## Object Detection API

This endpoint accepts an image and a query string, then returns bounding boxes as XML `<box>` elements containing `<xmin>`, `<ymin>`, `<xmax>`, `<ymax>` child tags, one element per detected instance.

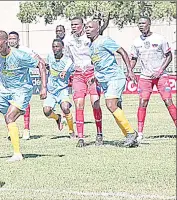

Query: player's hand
<box><xmin>40</xmin><ymin>87</ymin><xmax>47</xmax><ymax>100</ymax></box>
<box><xmin>87</xmin><ymin>77</ymin><xmax>95</xmax><ymax>86</ymax></box>
<box><xmin>150</xmin><ymin>69</ymin><xmax>163</xmax><ymax>79</ymax></box>
<box><xmin>127</xmin><ymin>70</ymin><xmax>137</xmax><ymax>84</ymax></box>
<box><xmin>60</xmin><ymin>71</ymin><xmax>66</xmax><ymax>79</ymax></box>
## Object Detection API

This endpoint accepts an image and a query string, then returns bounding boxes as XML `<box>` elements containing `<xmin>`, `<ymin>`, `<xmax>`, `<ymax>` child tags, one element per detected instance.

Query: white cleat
<box><xmin>7</xmin><ymin>154</ymin><xmax>23</xmax><ymax>162</ymax></box>
<box><xmin>22</xmin><ymin>129</ymin><xmax>30</xmax><ymax>140</ymax></box>
<box><xmin>137</xmin><ymin>133</ymin><xmax>144</xmax><ymax>143</ymax></box>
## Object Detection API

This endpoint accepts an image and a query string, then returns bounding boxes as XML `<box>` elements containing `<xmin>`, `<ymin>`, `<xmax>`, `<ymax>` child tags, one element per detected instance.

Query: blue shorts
<box><xmin>0</xmin><ymin>87</ymin><xmax>33</xmax><ymax>115</ymax></box>
<box><xmin>100</xmin><ymin>78</ymin><xmax>126</xmax><ymax>100</ymax></box>
<box><xmin>43</xmin><ymin>88</ymin><xmax>72</xmax><ymax>109</ymax></box>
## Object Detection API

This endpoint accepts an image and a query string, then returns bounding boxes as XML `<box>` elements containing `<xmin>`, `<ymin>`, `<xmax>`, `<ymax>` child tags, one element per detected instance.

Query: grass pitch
<box><xmin>0</xmin><ymin>94</ymin><xmax>176</xmax><ymax>200</ymax></box>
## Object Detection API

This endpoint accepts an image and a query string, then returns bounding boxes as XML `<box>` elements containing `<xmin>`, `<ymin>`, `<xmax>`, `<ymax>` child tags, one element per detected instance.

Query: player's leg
<box><xmin>5</xmin><ymin>105</ymin><xmax>23</xmax><ymax>161</ymax></box>
<box><xmin>88</xmin><ymin>74</ymin><xmax>103</xmax><ymax>145</ymax></box>
<box><xmin>5</xmin><ymin>88</ymin><xmax>33</xmax><ymax>162</ymax></box>
<box><xmin>157</xmin><ymin>75</ymin><xmax>177</xmax><ymax>126</ymax></box>
<box><xmin>72</xmin><ymin>72</ymin><xmax>86</xmax><ymax>147</ymax></box>
<box><xmin>23</xmin><ymin>104</ymin><xmax>31</xmax><ymax>140</ymax></box>
<box><xmin>137</xmin><ymin>78</ymin><xmax>153</xmax><ymax>142</ymax></box>
<box><xmin>103</xmin><ymin>79</ymin><xmax>138</xmax><ymax>147</ymax></box>
<box><xmin>59</xmin><ymin>89</ymin><xmax>75</xmax><ymax>138</ymax></box>
<box><xmin>43</xmin><ymin>92</ymin><xmax>62</xmax><ymax>131</ymax></box>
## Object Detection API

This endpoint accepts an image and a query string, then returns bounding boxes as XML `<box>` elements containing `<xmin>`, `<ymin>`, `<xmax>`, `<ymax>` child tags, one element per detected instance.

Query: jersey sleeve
<box><xmin>161</xmin><ymin>37</ymin><xmax>171</xmax><ymax>54</ymax></box>
<box><xmin>20</xmin><ymin>52</ymin><xmax>39</xmax><ymax>68</ymax></box>
<box><xmin>130</xmin><ymin>42</ymin><xmax>139</xmax><ymax>59</ymax></box>
<box><xmin>103</xmin><ymin>37</ymin><xmax>121</xmax><ymax>54</ymax></box>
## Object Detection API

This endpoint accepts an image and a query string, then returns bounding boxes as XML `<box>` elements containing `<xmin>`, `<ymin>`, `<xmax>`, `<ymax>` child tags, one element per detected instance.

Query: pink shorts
<box><xmin>72</xmin><ymin>69</ymin><xmax>101</xmax><ymax>100</ymax></box>
<box><xmin>138</xmin><ymin>75</ymin><xmax>172</xmax><ymax>100</ymax></box>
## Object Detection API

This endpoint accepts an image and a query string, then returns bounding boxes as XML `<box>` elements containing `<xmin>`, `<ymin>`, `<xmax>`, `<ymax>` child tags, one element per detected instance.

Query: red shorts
<box><xmin>138</xmin><ymin>75</ymin><xmax>172</xmax><ymax>100</ymax></box>
<box><xmin>72</xmin><ymin>69</ymin><xmax>101</xmax><ymax>100</ymax></box>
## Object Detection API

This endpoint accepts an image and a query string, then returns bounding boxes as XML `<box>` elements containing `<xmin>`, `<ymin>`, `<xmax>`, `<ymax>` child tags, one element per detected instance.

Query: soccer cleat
<box><xmin>7</xmin><ymin>136</ymin><xmax>11</xmax><ymax>141</ymax></box>
<box><xmin>56</xmin><ymin>114</ymin><xmax>63</xmax><ymax>131</ymax></box>
<box><xmin>123</xmin><ymin>131</ymin><xmax>138</xmax><ymax>147</ymax></box>
<box><xmin>76</xmin><ymin>138</ymin><xmax>85</xmax><ymax>147</ymax></box>
<box><xmin>95</xmin><ymin>134</ymin><xmax>103</xmax><ymax>146</ymax></box>
<box><xmin>69</xmin><ymin>132</ymin><xmax>76</xmax><ymax>139</ymax></box>
<box><xmin>137</xmin><ymin>133</ymin><xmax>144</xmax><ymax>143</ymax></box>
<box><xmin>7</xmin><ymin>154</ymin><xmax>23</xmax><ymax>162</ymax></box>
<box><xmin>22</xmin><ymin>129</ymin><xmax>30</xmax><ymax>140</ymax></box>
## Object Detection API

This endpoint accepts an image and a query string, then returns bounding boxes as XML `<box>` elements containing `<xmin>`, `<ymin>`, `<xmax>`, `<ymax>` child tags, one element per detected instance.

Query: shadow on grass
<box><xmin>51</xmin><ymin>135</ymin><xmax>90</xmax><ymax>140</ymax></box>
<box><xmin>29</xmin><ymin>135</ymin><xmax>43</xmax><ymax>140</ymax></box>
<box><xmin>85</xmin><ymin>140</ymin><xmax>140</xmax><ymax>148</ymax></box>
<box><xmin>0</xmin><ymin>181</ymin><xmax>5</xmax><ymax>188</ymax></box>
<box><xmin>145</xmin><ymin>135</ymin><xmax>176</xmax><ymax>139</ymax></box>
<box><xmin>0</xmin><ymin>154</ymin><xmax>65</xmax><ymax>159</ymax></box>
<box><xmin>73</xmin><ymin>121</ymin><xmax>94</xmax><ymax>124</ymax></box>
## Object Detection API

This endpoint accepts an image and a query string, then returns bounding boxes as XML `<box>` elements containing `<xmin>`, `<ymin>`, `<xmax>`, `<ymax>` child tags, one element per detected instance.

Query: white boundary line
<box><xmin>0</xmin><ymin>188</ymin><xmax>176</xmax><ymax>199</ymax></box>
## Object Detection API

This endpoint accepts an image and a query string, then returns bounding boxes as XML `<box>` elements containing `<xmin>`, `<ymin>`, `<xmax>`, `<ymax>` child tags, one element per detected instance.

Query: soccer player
<box><xmin>130</xmin><ymin>16</ymin><xmax>177</xmax><ymax>141</ymax></box>
<box><xmin>55</xmin><ymin>25</ymin><xmax>68</xmax><ymax>127</ymax></box>
<box><xmin>56</xmin><ymin>25</ymin><xmax>66</xmax><ymax>41</ymax></box>
<box><xmin>85</xmin><ymin>21</ymin><xmax>138</xmax><ymax>147</ymax></box>
<box><xmin>8</xmin><ymin>31</ymin><xmax>45</xmax><ymax>140</ymax></box>
<box><xmin>64</xmin><ymin>17</ymin><xmax>103</xmax><ymax>147</ymax></box>
<box><xmin>43</xmin><ymin>38</ymin><xmax>75</xmax><ymax>137</ymax></box>
<box><xmin>0</xmin><ymin>30</ymin><xmax>47</xmax><ymax>162</ymax></box>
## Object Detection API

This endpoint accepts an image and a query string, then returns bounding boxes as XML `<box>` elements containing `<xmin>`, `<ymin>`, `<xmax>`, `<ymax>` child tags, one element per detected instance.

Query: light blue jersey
<box><xmin>89</xmin><ymin>36</ymin><xmax>125</xmax><ymax>82</ymax></box>
<box><xmin>46</xmin><ymin>52</ymin><xmax>74</xmax><ymax>96</ymax></box>
<box><xmin>0</xmin><ymin>47</ymin><xmax>39</xmax><ymax>89</ymax></box>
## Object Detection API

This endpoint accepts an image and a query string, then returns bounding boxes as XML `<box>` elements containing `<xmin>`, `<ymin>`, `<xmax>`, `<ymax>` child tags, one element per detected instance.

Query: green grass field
<box><xmin>0</xmin><ymin>94</ymin><xmax>176</xmax><ymax>200</ymax></box>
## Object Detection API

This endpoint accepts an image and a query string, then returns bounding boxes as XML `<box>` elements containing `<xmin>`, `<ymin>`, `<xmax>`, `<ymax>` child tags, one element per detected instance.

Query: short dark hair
<box><xmin>0</xmin><ymin>30</ymin><xmax>8</xmax><ymax>40</ymax></box>
<box><xmin>9</xmin><ymin>31</ymin><xmax>19</xmax><ymax>38</ymax></box>
<box><xmin>139</xmin><ymin>16</ymin><xmax>151</xmax><ymax>24</ymax></box>
<box><xmin>56</xmin><ymin>25</ymin><xmax>65</xmax><ymax>32</ymax></box>
<box><xmin>52</xmin><ymin>38</ymin><xmax>64</xmax><ymax>46</ymax></box>
<box><xmin>71</xmin><ymin>16</ymin><xmax>84</xmax><ymax>24</ymax></box>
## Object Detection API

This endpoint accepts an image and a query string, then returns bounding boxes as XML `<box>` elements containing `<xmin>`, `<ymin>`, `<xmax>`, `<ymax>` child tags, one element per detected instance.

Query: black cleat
<box><xmin>7</xmin><ymin>136</ymin><xmax>11</xmax><ymax>141</ymax></box>
<box><xmin>76</xmin><ymin>139</ymin><xmax>85</xmax><ymax>147</ymax></box>
<box><xmin>56</xmin><ymin>114</ymin><xmax>63</xmax><ymax>131</ymax></box>
<box><xmin>123</xmin><ymin>131</ymin><xmax>139</xmax><ymax>148</ymax></box>
<box><xmin>69</xmin><ymin>132</ymin><xmax>76</xmax><ymax>139</ymax></box>
<box><xmin>95</xmin><ymin>134</ymin><xmax>103</xmax><ymax>146</ymax></box>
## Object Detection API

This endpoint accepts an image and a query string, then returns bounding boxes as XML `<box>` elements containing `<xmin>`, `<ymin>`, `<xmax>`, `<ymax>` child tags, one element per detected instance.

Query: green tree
<box><xmin>17</xmin><ymin>1</ymin><xmax>176</xmax><ymax>28</ymax></box>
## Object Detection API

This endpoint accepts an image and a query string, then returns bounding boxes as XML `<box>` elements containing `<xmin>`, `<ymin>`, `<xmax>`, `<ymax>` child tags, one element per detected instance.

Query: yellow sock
<box><xmin>8</xmin><ymin>122</ymin><xmax>20</xmax><ymax>154</ymax></box>
<box><xmin>113</xmin><ymin>108</ymin><xmax>134</xmax><ymax>136</ymax></box>
<box><xmin>48</xmin><ymin>112</ymin><xmax>59</xmax><ymax>120</ymax></box>
<box><xmin>65</xmin><ymin>113</ymin><xmax>74</xmax><ymax>133</ymax></box>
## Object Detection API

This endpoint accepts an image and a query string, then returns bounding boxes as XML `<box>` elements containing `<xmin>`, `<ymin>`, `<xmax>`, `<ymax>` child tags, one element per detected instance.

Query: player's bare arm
<box><xmin>100</xmin><ymin>12</ymin><xmax>110</xmax><ymax>35</ymax></box>
<box><xmin>150</xmin><ymin>51</ymin><xmax>172</xmax><ymax>79</ymax></box>
<box><xmin>116</xmin><ymin>47</ymin><xmax>137</xmax><ymax>83</ymax></box>
<box><xmin>38</xmin><ymin>61</ymin><xmax>47</xmax><ymax>100</ymax></box>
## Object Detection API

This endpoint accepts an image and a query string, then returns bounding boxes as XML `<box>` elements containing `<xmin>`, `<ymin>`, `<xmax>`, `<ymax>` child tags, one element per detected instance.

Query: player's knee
<box><xmin>74</xmin><ymin>101</ymin><xmax>84</xmax><ymax>110</ymax></box>
<box><xmin>106</xmin><ymin>102</ymin><xmax>116</xmax><ymax>113</ymax></box>
<box><xmin>5</xmin><ymin>113</ymin><xmax>15</xmax><ymax>124</ymax></box>
<box><xmin>139</xmin><ymin>99</ymin><xmax>149</xmax><ymax>107</ymax></box>
<box><xmin>61</xmin><ymin>105</ymin><xmax>70</xmax><ymax>115</ymax></box>
<box><xmin>164</xmin><ymin>99</ymin><xmax>173</xmax><ymax>107</ymax></box>
<box><xmin>43</xmin><ymin>107</ymin><xmax>52</xmax><ymax>117</ymax></box>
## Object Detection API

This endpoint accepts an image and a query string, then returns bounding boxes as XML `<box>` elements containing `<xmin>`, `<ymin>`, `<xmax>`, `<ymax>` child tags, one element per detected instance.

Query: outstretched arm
<box><xmin>116</xmin><ymin>47</ymin><xmax>137</xmax><ymax>83</ymax></box>
<box><xmin>99</xmin><ymin>12</ymin><xmax>110</xmax><ymax>35</ymax></box>
<box><xmin>38</xmin><ymin>60</ymin><xmax>47</xmax><ymax>100</ymax></box>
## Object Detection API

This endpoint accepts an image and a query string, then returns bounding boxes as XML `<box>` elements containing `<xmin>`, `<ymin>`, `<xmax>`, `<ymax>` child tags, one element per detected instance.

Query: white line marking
<box><xmin>0</xmin><ymin>188</ymin><xmax>175</xmax><ymax>199</ymax></box>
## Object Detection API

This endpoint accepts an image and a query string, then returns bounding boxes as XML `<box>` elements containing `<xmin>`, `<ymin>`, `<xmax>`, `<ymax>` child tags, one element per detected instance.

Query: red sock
<box><xmin>76</xmin><ymin>109</ymin><xmax>84</xmax><ymax>138</ymax></box>
<box><xmin>167</xmin><ymin>104</ymin><xmax>177</xmax><ymax>126</ymax></box>
<box><xmin>24</xmin><ymin>104</ymin><xmax>30</xmax><ymax>130</ymax></box>
<box><xmin>137</xmin><ymin>107</ymin><xmax>146</xmax><ymax>133</ymax></box>
<box><xmin>93</xmin><ymin>108</ymin><xmax>102</xmax><ymax>134</ymax></box>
